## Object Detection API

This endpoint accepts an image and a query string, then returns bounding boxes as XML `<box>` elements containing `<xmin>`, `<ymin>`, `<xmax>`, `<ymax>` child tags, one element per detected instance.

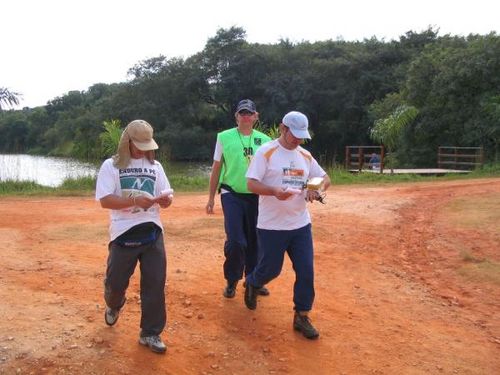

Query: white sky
<box><xmin>2</xmin><ymin>0</ymin><xmax>498</xmax><ymax>109</ymax></box>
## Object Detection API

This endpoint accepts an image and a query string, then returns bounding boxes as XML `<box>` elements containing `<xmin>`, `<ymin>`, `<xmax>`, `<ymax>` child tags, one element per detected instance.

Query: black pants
<box><xmin>104</xmin><ymin>233</ymin><xmax>166</xmax><ymax>337</ymax></box>
<box><xmin>220</xmin><ymin>192</ymin><xmax>259</xmax><ymax>282</ymax></box>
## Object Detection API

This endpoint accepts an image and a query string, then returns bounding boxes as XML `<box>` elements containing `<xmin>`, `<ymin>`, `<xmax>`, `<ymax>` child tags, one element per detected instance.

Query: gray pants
<box><xmin>104</xmin><ymin>233</ymin><xmax>166</xmax><ymax>337</ymax></box>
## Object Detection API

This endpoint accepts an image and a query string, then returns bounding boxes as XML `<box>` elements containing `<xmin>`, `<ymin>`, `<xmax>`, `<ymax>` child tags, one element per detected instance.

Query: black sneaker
<box><xmin>244</xmin><ymin>283</ymin><xmax>258</xmax><ymax>310</ymax></box>
<box><xmin>223</xmin><ymin>280</ymin><xmax>238</xmax><ymax>298</ymax></box>
<box><xmin>105</xmin><ymin>307</ymin><xmax>119</xmax><ymax>326</ymax></box>
<box><xmin>243</xmin><ymin>281</ymin><xmax>270</xmax><ymax>296</ymax></box>
<box><xmin>139</xmin><ymin>335</ymin><xmax>167</xmax><ymax>354</ymax></box>
<box><xmin>293</xmin><ymin>313</ymin><xmax>319</xmax><ymax>339</ymax></box>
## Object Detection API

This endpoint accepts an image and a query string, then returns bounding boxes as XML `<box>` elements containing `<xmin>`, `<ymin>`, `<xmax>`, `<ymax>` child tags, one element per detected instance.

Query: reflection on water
<box><xmin>0</xmin><ymin>154</ymin><xmax>212</xmax><ymax>188</ymax></box>
<box><xmin>163</xmin><ymin>161</ymin><xmax>211</xmax><ymax>177</ymax></box>
<box><xmin>0</xmin><ymin>154</ymin><xmax>97</xmax><ymax>187</ymax></box>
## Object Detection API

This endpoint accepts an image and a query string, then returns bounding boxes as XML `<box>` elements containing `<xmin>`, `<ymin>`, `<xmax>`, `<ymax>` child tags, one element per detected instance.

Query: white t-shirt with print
<box><xmin>95</xmin><ymin>157</ymin><xmax>171</xmax><ymax>241</ymax></box>
<box><xmin>246</xmin><ymin>139</ymin><xmax>326</xmax><ymax>230</ymax></box>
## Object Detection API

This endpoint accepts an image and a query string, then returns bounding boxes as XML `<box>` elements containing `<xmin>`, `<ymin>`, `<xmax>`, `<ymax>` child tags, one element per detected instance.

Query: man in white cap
<box><xmin>243</xmin><ymin>111</ymin><xmax>331</xmax><ymax>339</ymax></box>
<box><xmin>95</xmin><ymin>119</ymin><xmax>172</xmax><ymax>353</ymax></box>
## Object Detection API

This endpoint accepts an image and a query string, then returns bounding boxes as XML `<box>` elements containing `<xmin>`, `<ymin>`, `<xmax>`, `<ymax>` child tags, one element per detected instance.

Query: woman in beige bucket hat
<box><xmin>95</xmin><ymin>119</ymin><xmax>172</xmax><ymax>354</ymax></box>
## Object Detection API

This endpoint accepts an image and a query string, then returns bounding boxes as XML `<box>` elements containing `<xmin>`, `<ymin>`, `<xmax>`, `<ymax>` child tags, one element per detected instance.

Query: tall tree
<box><xmin>199</xmin><ymin>26</ymin><xmax>247</xmax><ymax>113</ymax></box>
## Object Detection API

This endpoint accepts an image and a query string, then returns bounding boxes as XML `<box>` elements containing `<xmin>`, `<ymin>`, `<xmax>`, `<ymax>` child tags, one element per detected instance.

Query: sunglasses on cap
<box><xmin>238</xmin><ymin>110</ymin><xmax>255</xmax><ymax>116</ymax></box>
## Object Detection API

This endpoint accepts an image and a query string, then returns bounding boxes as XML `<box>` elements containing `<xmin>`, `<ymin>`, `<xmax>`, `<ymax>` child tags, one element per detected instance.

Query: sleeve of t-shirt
<box><xmin>213</xmin><ymin>139</ymin><xmax>223</xmax><ymax>162</ymax></box>
<box><xmin>155</xmin><ymin>162</ymin><xmax>171</xmax><ymax>195</ymax></box>
<box><xmin>309</xmin><ymin>157</ymin><xmax>327</xmax><ymax>179</ymax></box>
<box><xmin>95</xmin><ymin>159</ymin><xmax>117</xmax><ymax>201</ymax></box>
<box><xmin>246</xmin><ymin>148</ymin><xmax>266</xmax><ymax>182</ymax></box>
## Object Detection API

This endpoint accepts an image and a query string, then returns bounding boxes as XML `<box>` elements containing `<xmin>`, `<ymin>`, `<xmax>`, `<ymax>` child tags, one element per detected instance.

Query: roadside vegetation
<box><xmin>1</xmin><ymin>163</ymin><xmax>498</xmax><ymax>196</ymax></box>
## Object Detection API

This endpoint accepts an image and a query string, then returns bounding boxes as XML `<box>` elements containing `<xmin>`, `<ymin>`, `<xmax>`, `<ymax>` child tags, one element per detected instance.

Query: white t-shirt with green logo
<box><xmin>95</xmin><ymin>157</ymin><xmax>170</xmax><ymax>241</ymax></box>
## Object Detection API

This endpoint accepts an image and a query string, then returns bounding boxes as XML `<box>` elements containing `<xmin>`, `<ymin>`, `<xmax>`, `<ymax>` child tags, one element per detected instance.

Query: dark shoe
<box><xmin>243</xmin><ymin>281</ymin><xmax>270</xmax><ymax>296</ymax></box>
<box><xmin>244</xmin><ymin>283</ymin><xmax>258</xmax><ymax>310</ymax></box>
<box><xmin>139</xmin><ymin>335</ymin><xmax>167</xmax><ymax>354</ymax></box>
<box><xmin>293</xmin><ymin>313</ymin><xmax>319</xmax><ymax>339</ymax></box>
<box><xmin>223</xmin><ymin>280</ymin><xmax>238</xmax><ymax>298</ymax></box>
<box><xmin>257</xmin><ymin>286</ymin><xmax>270</xmax><ymax>296</ymax></box>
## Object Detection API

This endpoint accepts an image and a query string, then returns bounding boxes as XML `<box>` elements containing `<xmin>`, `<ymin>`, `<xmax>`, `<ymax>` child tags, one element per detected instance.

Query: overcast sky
<box><xmin>2</xmin><ymin>0</ymin><xmax>499</xmax><ymax>109</ymax></box>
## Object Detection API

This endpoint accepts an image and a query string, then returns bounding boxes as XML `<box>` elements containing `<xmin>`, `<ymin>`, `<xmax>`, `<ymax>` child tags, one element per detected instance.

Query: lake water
<box><xmin>0</xmin><ymin>154</ymin><xmax>211</xmax><ymax>187</ymax></box>
<box><xmin>0</xmin><ymin>154</ymin><xmax>98</xmax><ymax>187</ymax></box>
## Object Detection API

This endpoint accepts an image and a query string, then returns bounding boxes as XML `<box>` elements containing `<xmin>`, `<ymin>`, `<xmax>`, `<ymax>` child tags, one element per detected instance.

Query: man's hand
<box><xmin>274</xmin><ymin>187</ymin><xmax>294</xmax><ymax>201</ymax></box>
<box><xmin>206</xmin><ymin>199</ymin><xmax>215</xmax><ymax>214</ymax></box>
<box><xmin>306</xmin><ymin>190</ymin><xmax>320</xmax><ymax>202</ymax></box>
<box><xmin>306</xmin><ymin>190</ymin><xmax>326</xmax><ymax>204</ymax></box>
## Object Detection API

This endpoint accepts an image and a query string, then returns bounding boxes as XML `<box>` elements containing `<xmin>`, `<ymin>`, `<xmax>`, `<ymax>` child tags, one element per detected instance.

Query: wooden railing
<box><xmin>437</xmin><ymin>147</ymin><xmax>483</xmax><ymax>170</ymax></box>
<box><xmin>345</xmin><ymin>146</ymin><xmax>384</xmax><ymax>173</ymax></box>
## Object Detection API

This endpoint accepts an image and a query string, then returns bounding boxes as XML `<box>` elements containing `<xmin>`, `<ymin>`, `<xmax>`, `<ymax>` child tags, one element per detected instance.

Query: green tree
<box><xmin>1</xmin><ymin>28</ymin><xmax>498</xmax><ymax>166</ymax></box>
<box><xmin>128</xmin><ymin>56</ymin><xmax>168</xmax><ymax>80</ymax></box>
<box><xmin>481</xmin><ymin>95</ymin><xmax>500</xmax><ymax>161</ymax></box>
<box><xmin>0</xmin><ymin>111</ymin><xmax>29</xmax><ymax>152</ymax></box>
<box><xmin>404</xmin><ymin>33</ymin><xmax>500</xmax><ymax>163</ymax></box>
<box><xmin>370</xmin><ymin>105</ymin><xmax>419</xmax><ymax>171</ymax></box>
<box><xmin>198</xmin><ymin>26</ymin><xmax>248</xmax><ymax>113</ymax></box>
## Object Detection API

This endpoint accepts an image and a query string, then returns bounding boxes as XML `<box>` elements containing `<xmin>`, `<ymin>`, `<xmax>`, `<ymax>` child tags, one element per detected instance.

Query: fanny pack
<box><xmin>114</xmin><ymin>222</ymin><xmax>161</xmax><ymax>247</ymax></box>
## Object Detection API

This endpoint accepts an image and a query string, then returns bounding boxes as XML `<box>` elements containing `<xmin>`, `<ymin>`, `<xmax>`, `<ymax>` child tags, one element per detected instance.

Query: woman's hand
<box><xmin>155</xmin><ymin>194</ymin><xmax>173</xmax><ymax>209</ymax></box>
<box><xmin>135</xmin><ymin>195</ymin><xmax>156</xmax><ymax>210</ymax></box>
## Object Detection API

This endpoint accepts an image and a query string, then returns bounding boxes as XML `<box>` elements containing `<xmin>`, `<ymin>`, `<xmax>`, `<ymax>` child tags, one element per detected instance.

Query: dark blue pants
<box><xmin>246</xmin><ymin>224</ymin><xmax>315</xmax><ymax>312</ymax></box>
<box><xmin>220</xmin><ymin>192</ymin><xmax>259</xmax><ymax>283</ymax></box>
<box><xmin>104</xmin><ymin>233</ymin><xmax>166</xmax><ymax>337</ymax></box>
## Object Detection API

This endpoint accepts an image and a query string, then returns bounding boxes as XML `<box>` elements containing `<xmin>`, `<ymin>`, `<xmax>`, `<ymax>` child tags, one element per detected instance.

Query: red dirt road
<box><xmin>0</xmin><ymin>178</ymin><xmax>499</xmax><ymax>374</ymax></box>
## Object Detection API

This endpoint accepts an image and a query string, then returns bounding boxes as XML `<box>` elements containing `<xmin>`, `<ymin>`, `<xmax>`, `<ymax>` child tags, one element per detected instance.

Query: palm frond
<box><xmin>99</xmin><ymin>119</ymin><xmax>123</xmax><ymax>156</ymax></box>
<box><xmin>0</xmin><ymin>87</ymin><xmax>21</xmax><ymax>110</ymax></box>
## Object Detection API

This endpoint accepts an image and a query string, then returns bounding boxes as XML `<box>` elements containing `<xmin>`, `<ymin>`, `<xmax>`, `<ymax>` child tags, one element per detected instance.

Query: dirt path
<box><xmin>0</xmin><ymin>178</ymin><xmax>499</xmax><ymax>375</ymax></box>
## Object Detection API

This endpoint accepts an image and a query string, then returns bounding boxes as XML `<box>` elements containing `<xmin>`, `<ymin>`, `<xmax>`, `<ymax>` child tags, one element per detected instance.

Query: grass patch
<box><xmin>0</xmin><ymin>180</ymin><xmax>53</xmax><ymax>195</ymax></box>
<box><xmin>59</xmin><ymin>176</ymin><xmax>97</xmax><ymax>191</ymax></box>
<box><xmin>168</xmin><ymin>175</ymin><xmax>208</xmax><ymax>192</ymax></box>
<box><xmin>460</xmin><ymin>250</ymin><xmax>484</xmax><ymax>263</ymax></box>
<box><xmin>326</xmin><ymin>162</ymin><xmax>500</xmax><ymax>186</ymax></box>
<box><xmin>443</xmin><ymin>194</ymin><xmax>500</xmax><ymax>230</ymax></box>
<box><xmin>327</xmin><ymin>167</ymin><xmax>429</xmax><ymax>185</ymax></box>
<box><xmin>0</xmin><ymin>177</ymin><xmax>97</xmax><ymax>196</ymax></box>
<box><xmin>458</xmin><ymin>258</ymin><xmax>500</xmax><ymax>285</ymax></box>
<box><xmin>0</xmin><ymin>173</ymin><xmax>208</xmax><ymax>196</ymax></box>
<box><xmin>468</xmin><ymin>162</ymin><xmax>500</xmax><ymax>177</ymax></box>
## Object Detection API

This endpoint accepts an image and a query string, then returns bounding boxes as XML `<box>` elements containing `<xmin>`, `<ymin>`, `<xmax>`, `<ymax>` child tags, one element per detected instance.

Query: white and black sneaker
<box><xmin>139</xmin><ymin>335</ymin><xmax>167</xmax><ymax>354</ymax></box>
<box><xmin>104</xmin><ymin>307</ymin><xmax>120</xmax><ymax>326</ymax></box>
<box><xmin>104</xmin><ymin>297</ymin><xmax>126</xmax><ymax>326</ymax></box>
